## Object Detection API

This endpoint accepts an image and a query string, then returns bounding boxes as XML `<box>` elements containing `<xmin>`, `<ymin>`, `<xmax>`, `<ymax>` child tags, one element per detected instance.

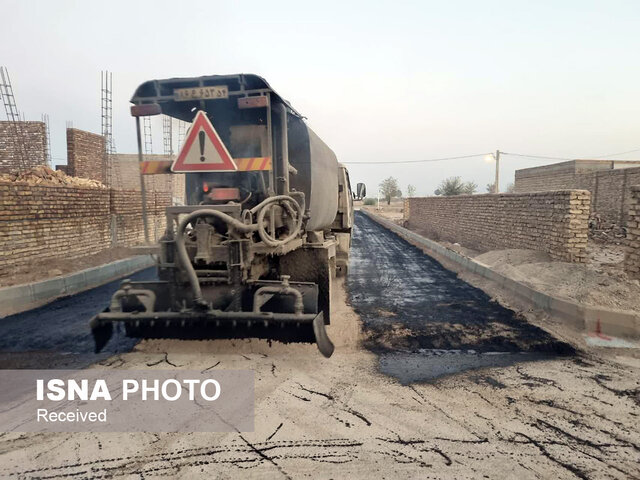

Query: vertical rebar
<box><xmin>42</xmin><ymin>113</ymin><xmax>52</xmax><ymax>167</ymax></box>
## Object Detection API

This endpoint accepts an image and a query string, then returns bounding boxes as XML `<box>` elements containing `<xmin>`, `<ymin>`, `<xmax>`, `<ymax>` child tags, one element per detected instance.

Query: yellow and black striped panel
<box><xmin>141</xmin><ymin>157</ymin><xmax>272</xmax><ymax>174</ymax></box>
<box><xmin>140</xmin><ymin>160</ymin><xmax>172</xmax><ymax>175</ymax></box>
<box><xmin>234</xmin><ymin>157</ymin><xmax>272</xmax><ymax>171</ymax></box>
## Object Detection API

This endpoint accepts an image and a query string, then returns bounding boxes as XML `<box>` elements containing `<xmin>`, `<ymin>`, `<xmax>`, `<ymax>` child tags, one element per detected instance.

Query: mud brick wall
<box><xmin>107</xmin><ymin>154</ymin><xmax>185</xmax><ymax>204</ymax></box>
<box><xmin>0</xmin><ymin>182</ymin><xmax>174</xmax><ymax>277</ymax></box>
<box><xmin>0</xmin><ymin>183</ymin><xmax>110</xmax><ymax>276</ymax></box>
<box><xmin>404</xmin><ymin>190</ymin><xmax>590</xmax><ymax>262</ymax></box>
<box><xmin>592</xmin><ymin>168</ymin><xmax>640</xmax><ymax>227</ymax></box>
<box><xmin>0</xmin><ymin>121</ymin><xmax>48</xmax><ymax>173</ymax></box>
<box><xmin>110</xmin><ymin>190</ymin><xmax>172</xmax><ymax>246</ymax></box>
<box><xmin>515</xmin><ymin>161</ymin><xmax>640</xmax><ymax>227</ymax></box>
<box><xmin>66</xmin><ymin>128</ymin><xmax>106</xmax><ymax>183</ymax></box>
<box><xmin>624</xmin><ymin>186</ymin><xmax>640</xmax><ymax>278</ymax></box>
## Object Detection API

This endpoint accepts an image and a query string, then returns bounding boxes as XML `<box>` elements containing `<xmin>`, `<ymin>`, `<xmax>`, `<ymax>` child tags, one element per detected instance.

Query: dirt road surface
<box><xmin>0</xmin><ymin>213</ymin><xmax>638</xmax><ymax>479</ymax></box>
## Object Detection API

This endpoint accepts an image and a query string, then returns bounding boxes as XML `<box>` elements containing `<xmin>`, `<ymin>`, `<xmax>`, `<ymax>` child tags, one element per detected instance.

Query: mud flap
<box><xmin>312</xmin><ymin>312</ymin><xmax>335</xmax><ymax>358</ymax></box>
<box><xmin>89</xmin><ymin>312</ymin><xmax>113</xmax><ymax>354</ymax></box>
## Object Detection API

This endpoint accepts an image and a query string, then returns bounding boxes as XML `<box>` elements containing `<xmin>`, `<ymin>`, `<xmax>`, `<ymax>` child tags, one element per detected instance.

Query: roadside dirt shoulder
<box><xmin>0</xmin><ymin>247</ymin><xmax>142</xmax><ymax>287</ymax></box>
<box><xmin>474</xmin><ymin>245</ymin><xmax>640</xmax><ymax>314</ymax></box>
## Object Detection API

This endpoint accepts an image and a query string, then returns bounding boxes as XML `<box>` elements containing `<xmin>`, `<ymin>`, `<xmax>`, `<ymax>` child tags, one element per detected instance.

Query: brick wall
<box><xmin>624</xmin><ymin>186</ymin><xmax>640</xmax><ymax>278</ymax></box>
<box><xmin>515</xmin><ymin>161</ymin><xmax>640</xmax><ymax>227</ymax></box>
<box><xmin>108</xmin><ymin>154</ymin><xmax>185</xmax><ymax>203</ymax></box>
<box><xmin>404</xmin><ymin>190</ymin><xmax>590</xmax><ymax>262</ymax></box>
<box><xmin>0</xmin><ymin>121</ymin><xmax>47</xmax><ymax>173</ymax></box>
<box><xmin>66</xmin><ymin>128</ymin><xmax>106</xmax><ymax>183</ymax></box>
<box><xmin>0</xmin><ymin>183</ymin><xmax>171</xmax><ymax>277</ymax></box>
<box><xmin>0</xmin><ymin>183</ymin><xmax>110</xmax><ymax>275</ymax></box>
<box><xmin>110</xmin><ymin>189</ymin><xmax>171</xmax><ymax>246</ymax></box>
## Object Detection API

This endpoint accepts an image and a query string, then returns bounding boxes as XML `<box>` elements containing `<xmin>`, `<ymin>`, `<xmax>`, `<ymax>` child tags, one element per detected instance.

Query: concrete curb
<box><xmin>0</xmin><ymin>255</ymin><xmax>156</xmax><ymax>318</ymax></box>
<box><xmin>361</xmin><ymin>210</ymin><xmax>640</xmax><ymax>339</ymax></box>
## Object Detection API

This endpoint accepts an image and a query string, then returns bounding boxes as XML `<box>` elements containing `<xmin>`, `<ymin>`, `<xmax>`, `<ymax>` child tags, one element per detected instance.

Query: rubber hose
<box><xmin>251</xmin><ymin>195</ymin><xmax>303</xmax><ymax>247</ymax></box>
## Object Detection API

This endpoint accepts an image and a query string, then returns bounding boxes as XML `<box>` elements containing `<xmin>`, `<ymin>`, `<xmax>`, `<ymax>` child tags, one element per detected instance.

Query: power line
<box><xmin>593</xmin><ymin>147</ymin><xmax>640</xmax><ymax>158</ymax></box>
<box><xmin>344</xmin><ymin>148</ymin><xmax>640</xmax><ymax>166</ymax></box>
<box><xmin>343</xmin><ymin>153</ymin><xmax>489</xmax><ymax>165</ymax></box>
<box><xmin>500</xmin><ymin>152</ymin><xmax>573</xmax><ymax>161</ymax></box>
<box><xmin>503</xmin><ymin>149</ymin><xmax>640</xmax><ymax>161</ymax></box>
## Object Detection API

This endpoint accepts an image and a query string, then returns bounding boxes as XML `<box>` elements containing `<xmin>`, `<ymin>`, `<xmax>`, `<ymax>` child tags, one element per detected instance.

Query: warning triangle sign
<box><xmin>171</xmin><ymin>111</ymin><xmax>237</xmax><ymax>172</ymax></box>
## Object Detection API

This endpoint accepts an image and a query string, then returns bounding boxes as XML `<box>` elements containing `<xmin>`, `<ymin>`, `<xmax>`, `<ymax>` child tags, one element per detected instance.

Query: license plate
<box><xmin>174</xmin><ymin>86</ymin><xmax>228</xmax><ymax>101</ymax></box>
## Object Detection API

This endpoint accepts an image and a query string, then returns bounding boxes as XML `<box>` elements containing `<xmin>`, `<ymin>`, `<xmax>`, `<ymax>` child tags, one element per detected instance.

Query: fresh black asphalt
<box><xmin>0</xmin><ymin>211</ymin><xmax>573</xmax><ymax>379</ymax></box>
<box><xmin>347</xmin><ymin>211</ymin><xmax>574</xmax><ymax>383</ymax></box>
<box><xmin>0</xmin><ymin>268</ymin><xmax>155</xmax><ymax>369</ymax></box>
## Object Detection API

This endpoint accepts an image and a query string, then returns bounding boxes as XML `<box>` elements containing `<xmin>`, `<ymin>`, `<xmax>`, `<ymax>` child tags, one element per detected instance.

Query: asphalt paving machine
<box><xmin>90</xmin><ymin>74</ymin><xmax>358</xmax><ymax>357</ymax></box>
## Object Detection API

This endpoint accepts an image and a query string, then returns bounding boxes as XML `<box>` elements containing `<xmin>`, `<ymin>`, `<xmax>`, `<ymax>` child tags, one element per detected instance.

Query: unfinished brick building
<box><xmin>0</xmin><ymin>121</ymin><xmax>48</xmax><ymax>173</ymax></box>
<box><xmin>63</xmin><ymin>127</ymin><xmax>184</xmax><ymax>203</ymax></box>
<box><xmin>66</xmin><ymin>128</ymin><xmax>106</xmax><ymax>183</ymax></box>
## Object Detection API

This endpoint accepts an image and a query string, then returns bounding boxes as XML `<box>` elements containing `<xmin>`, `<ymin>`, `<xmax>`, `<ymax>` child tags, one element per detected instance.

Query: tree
<box><xmin>407</xmin><ymin>184</ymin><xmax>416</xmax><ymax>198</ymax></box>
<box><xmin>486</xmin><ymin>183</ymin><xmax>495</xmax><ymax>193</ymax></box>
<box><xmin>463</xmin><ymin>181</ymin><xmax>478</xmax><ymax>194</ymax></box>
<box><xmin>505</xmin><ymin>182</ymin><xmax>515</xmax><ymax>193</ymax></box>
<box><xmin>379</xmin><ymin>177</ymin><xmax>402</xmax><ymax>205</ymax></box>
<box><xmin>435</xmin><ymin>177</ymin><xmax>477</xmax><ymax>196</ymax></box>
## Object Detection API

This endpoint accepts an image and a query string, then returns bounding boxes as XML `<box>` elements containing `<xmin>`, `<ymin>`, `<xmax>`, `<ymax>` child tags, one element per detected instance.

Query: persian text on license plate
<box><xmin>174</xmin><ymin>86</ymin><xmax>228</xmax><ymax>101</ymax></box>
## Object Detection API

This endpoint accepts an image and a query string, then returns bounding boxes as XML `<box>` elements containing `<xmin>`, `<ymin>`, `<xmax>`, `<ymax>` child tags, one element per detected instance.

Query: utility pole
<box><xmin>494</xmin><ymin>150</ymin><xmax>501</xmax><ymax>193</ymax></box>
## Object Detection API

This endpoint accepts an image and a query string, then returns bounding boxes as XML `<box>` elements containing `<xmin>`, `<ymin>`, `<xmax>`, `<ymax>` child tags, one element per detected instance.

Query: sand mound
<box><xmin>474</xmin><ymin>248</ymin><xmax>640</xmax><ymax>313</ymax></box>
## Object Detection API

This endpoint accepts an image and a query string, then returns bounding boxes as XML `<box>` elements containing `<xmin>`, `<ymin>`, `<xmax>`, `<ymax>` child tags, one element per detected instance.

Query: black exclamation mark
<box><xmin>199</xmin><ymin>131</ymin><xmax>205</xmax><ymax>162</ymax></box>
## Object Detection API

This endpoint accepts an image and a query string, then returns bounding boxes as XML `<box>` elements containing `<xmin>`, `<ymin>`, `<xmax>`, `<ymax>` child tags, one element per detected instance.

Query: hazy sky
<box><xmin>2</xmin><ymin>0</ymin><xmax>639</xmax><ymax>195</ymax></box>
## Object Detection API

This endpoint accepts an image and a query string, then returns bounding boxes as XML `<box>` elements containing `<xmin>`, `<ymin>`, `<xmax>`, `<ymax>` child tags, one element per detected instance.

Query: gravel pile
<box><xmin>0</xmin><ymin>165</ymin><xmax>106</xmax><ymax>188</ymax></box>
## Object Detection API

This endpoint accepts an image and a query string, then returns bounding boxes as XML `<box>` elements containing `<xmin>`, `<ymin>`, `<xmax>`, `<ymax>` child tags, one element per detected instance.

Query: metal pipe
<box><xmin>109</xmin><ymin>288</ymin><xmax>156</xmax><ymax>312</ymax></box>
<box><xmin>266</xmin><ymin>93</ymin><xmax>274</xmax><ymax>195</ymax></box>
<box><xmin>253</xmin><ymin>286</ymin><xmax>304</xmax><ymax>314</ymax></box>
<box><xmin>277</xmin><ymin>103</ymin><xmax>290</xmax><ymax>194</ymax></box>
<box><xmin>135</xmin><ymin>116</ymin><xmax>150</xmax><ymax>243</ymax></box>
